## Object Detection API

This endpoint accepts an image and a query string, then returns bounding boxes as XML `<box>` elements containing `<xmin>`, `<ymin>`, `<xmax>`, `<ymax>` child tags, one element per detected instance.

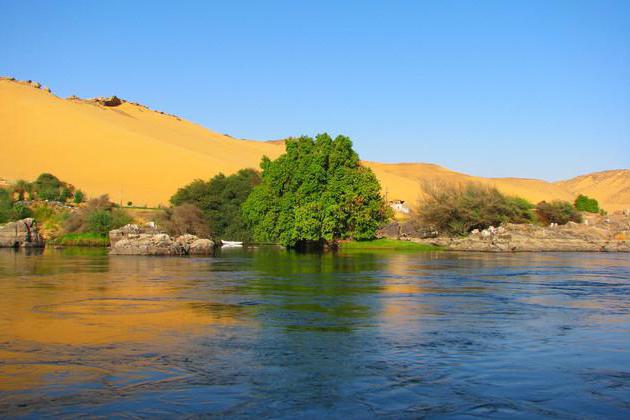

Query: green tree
<box><xmin>574</xmin><ymin>194</ymin><xmax>599</xmax><ymax>213</ymax></box>
<box><xmin>73</xmin><ymin>189</ymin><xmax>85</xmax><ymax>203</ymax></box>
<box><xmin>242</xmin><ymin>134</ymin><xmax>389</xmax><ymax>247</ymax></box>
<box><xmin>0</xmin><ymin>189</ymin><xmax>13</xmax><ymax>223</ymax></box>
<box><xmin>33</xmin><ymin>173</ymin><xmax>63</xmax><ymax>200</ymax></box>
<box><xmin>170</xmin><ymin>168</ymin><xmax>262</xmax><ymax>241</ymax></box>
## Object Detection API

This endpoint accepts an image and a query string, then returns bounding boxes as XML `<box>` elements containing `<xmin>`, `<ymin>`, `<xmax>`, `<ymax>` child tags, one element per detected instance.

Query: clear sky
<box><xmin>2</xmin><ymin>0</ymin><xmax>628</xmax><ymax>180</ymax></box>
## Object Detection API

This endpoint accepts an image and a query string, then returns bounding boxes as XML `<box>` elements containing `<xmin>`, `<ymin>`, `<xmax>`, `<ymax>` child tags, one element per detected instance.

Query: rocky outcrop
<box><xmin>0</xmin><ymin>218</ymin><xmax>44</xmax><ymax>248</ymax></box>
<box><xmin>413</xmin><ymin>213</ymin><xmax>630</xmax><ymax>252</ymax></box>
<box><xmin>109</xmin><ymin>224</ymin><xmax>215</xmax><ymax>256</ymax></box>
<box><xmin>99</xmin><ymin>96</ymin><xmax>123</xmax><ymax>107</ymax></box>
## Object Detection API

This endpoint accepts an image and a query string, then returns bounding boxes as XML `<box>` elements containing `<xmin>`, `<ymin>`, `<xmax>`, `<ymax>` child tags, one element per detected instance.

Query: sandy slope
<box><xmin>1</xmin><ymin>78</ymin><xmax>628</xmax><ymax>211</ymax></box>
<box><xmin>0</xmin><ymin>79</ymin><xmax>283</xmax><ymax>206</ymax></box>
<box><xmin>556</xmin><ymin>170</ymin><xmax>630</xmax><ymax>212</ymax></box>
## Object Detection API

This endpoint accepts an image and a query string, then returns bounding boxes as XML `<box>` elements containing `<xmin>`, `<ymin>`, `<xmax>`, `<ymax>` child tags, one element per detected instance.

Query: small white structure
<box><xmin>389</xmin><ymin>200</ymin><xmax>410</xmax><ymax>214</ymax></box>
<box><xmin>221</xmin><ymin>240</ymin><xmax>243</xmax><ymax>247</ymax></box>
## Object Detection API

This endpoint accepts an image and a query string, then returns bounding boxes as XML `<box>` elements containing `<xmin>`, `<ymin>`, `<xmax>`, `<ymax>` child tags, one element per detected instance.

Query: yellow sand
<box><xmin>1</xmin><ymin>78</ymin><xmax>628</xmax><ymax>211</ymax></box>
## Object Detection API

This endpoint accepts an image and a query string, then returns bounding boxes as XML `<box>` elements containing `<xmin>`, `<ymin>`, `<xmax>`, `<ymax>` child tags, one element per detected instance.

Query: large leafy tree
<box><xmin>170</xmin><ymin>168</ymin><xmax>262</xmax><ymax>241</ymax></box>
<box><xmin>242</xmin><ymin>134</ymin><xmax>390</xmax><ymax>247</ymax></box>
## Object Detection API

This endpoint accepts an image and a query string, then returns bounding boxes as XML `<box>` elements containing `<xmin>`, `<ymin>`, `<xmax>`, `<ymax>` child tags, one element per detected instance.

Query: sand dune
<box><xmin>1</xmin><ymin>78</ymin><xmax>627</xmax><ymax>211</ymax></box>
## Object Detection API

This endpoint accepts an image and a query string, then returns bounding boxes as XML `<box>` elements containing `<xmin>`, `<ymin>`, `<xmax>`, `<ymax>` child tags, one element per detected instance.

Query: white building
<box><xmin>389</xmin><ymin>199</ymin><xmax>410</xmax><ymax>214</ymax></box>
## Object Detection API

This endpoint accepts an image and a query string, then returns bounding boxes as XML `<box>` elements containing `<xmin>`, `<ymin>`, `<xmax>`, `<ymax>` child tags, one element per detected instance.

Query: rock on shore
<box><xmin>385</xmin><ymin>212</ymin><xmax>630</xmax><ymax>252</ymax></box>
<box><xmin>0</xmin><ymin>218</ymin><xmax>45</xmax><ymax>248</ymax></box>
<box><xmin>109</xmin><ymin>224</ymin><xmax>215</xmax><ymax>256</ymax></box>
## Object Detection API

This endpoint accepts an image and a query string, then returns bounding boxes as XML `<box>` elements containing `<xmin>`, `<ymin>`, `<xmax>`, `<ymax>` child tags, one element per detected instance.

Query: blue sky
<box><xmin>2</xmin><ymin>0</ymin><xmax>628</xmax><ymax>180</ymax></box>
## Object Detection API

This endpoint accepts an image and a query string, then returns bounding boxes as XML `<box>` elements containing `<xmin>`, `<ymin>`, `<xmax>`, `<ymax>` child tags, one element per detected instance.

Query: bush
<box><xmin>24</xmin><ymin>173</ymin><xmax>79</xmax><ymax>202</ymax></box>
<box><xmin>0</xmin><ymin>189</ymin><xmax>33</xmax><ymax>222</ymax></box>
<box><xmin>74</xmin><ymin>189</ymin><xmax>85</xmax><ymax>203</ymax></box>
<box><xmin>63</xmin><ymin>194</ymin><xmax>133</xmax><ymax>236</ymax></box>
<box><xmin>535</xmin><ymin>201</ymin><xmax>582</xmax><ymax>225</ymax></box>
<box><xmin>10</xmin><ymin>203</ymin><xmax>32</xmax><ymax>220</ymax></box>
<box><xmin>170</xmin><ymin>168</ymin><xmax>262</xmax><ymax>241</ymax></box>
<box><xmin>574</xmin><ymin>194</ymin><xmax>599</xmax><ymax>213</ymax></box>
<box><xmin>159</xmin><ymin>203</ymin><xmax>211</xmax><ymax>238</ymax></box>
<box><xmin>416</xmin><ymin>182</ymin><xmax>535</xmax><ymax>236</ymax></box>
<box><xmin>0</xmin><ymin>189</ymin><xmax>13</xmax><ymax>223</ymax></box>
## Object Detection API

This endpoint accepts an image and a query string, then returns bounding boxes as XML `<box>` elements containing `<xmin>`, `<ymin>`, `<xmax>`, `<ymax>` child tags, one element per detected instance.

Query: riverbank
<box><xmin>378</xmin><ymin>212</ymin><xmax>630</xmax><ymax>252</ymax></box>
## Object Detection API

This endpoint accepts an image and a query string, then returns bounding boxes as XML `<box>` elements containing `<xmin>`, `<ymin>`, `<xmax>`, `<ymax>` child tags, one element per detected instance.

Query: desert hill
<box><xmin>1</xmin><ymin>78</ymin><xmax>628</xmax><ymax>211</ymax></box>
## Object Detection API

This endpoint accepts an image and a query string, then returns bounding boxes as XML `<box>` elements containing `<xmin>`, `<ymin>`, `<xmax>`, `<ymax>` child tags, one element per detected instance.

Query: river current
<box><xmin>0</xmin><ymin>248</ymin><xmax>628</xmax><ymax>418</ymax></box>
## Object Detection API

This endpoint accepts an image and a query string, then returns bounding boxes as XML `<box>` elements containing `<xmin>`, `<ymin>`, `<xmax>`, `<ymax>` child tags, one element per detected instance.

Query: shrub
<box><xmin>10</xmin><ymin>203</ymin><xmax>32</xmax><ymax>220</ymax></box>
<box><xmin>111</xmin><ymin>208</ymin><xmax>133</xmax><ymax>229</ymax></box>
<box><xmin>28</xmin><ymin>173</ymin><xmax>78</xmax><ymax>202</ymax></box>
<box><xmin>574</xmin><ymin>194</ymin><xmax>599</xmax><ymax>213</ymax></box>
<box><xmin>416</xmin><ymin>182</ymin><xmax>535</xmax><ymax>236</ymax></box>
<box><xmin>170</xmin><ymin>168</ymin><xmax>262</xmax><ymax>241</ymax></box>
<box><xmin>63</xmin><ymin>194</ymin><xmax>133</xmax><ymax>236</ymax></box>
<box><xmin>87</xmin><ymin>210</ymin><xmax>113</xmax><ymax>235</ymax></box>
<box><xmin>74</xmin><ymin>189</ymin><xmax>85</xmax><ymax>203</ymax></box>
<box><xmin>159</xmin><ymin>203</ymin><xmax>211</xmax><ymax>238</ymax></box>
<box><xmin>535</xmin><ymin>200</ymin><xmax>582</xmax><ymax>225</ymax></box>
<box><xmin>0</xmin><ymin>189</ymin><xmax>12</xmax><ymax>223</ymax></box>
<box><xmin>0</xmin><ymin>189</ymin><xmax>33</xmax><ymax>222</ymax></box>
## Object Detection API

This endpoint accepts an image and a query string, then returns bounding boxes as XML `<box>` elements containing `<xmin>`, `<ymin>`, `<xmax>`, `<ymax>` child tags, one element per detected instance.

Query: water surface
<box><xmin>0</xmin><ymin>248</ymin><xmax>629</xmax><ymax>418</ymax></box>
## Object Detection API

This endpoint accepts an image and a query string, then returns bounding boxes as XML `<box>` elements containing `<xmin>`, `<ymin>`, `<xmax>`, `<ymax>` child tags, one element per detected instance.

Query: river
<box><xmin>0</xmin><ymin>248</ymin><xmax>628</xmax><ymax>417</ymax></box>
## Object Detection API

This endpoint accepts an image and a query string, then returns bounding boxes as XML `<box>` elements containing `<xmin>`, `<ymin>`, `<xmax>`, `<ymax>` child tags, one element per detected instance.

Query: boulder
<box><xmin>98</xmin><ymin>96</ymin><xmax>123</xmax><ymax>106</ymax></box>
<box><xmin>421</xmin><ymin>216</ymin><xmax>630</xmax><ymax>252</ymax></box>
<box><xmin>109</xmin><ymin>223</ymin><xmax>161</xmax><ymax>247</ymax></box>
<box><xmin>109</xmin><ymin>224</ymin><xmax>215</xmax><ymax>256</ymax></box>
<box><xmin>189</xmin><ymin>238</ymin><xmax>215</xmax><ymax>255</ymax></box>
<box><xmin>0</xmin><ymin>218</ymin><xmax>45</xmax><ymax>248</ymax></box>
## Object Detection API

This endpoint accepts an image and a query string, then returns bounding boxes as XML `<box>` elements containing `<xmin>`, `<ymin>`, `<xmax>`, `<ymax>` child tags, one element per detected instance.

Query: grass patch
<box><xmin>339</xmin><ymin>238</ymin><xmax>441</xmax><ymax>251</ymax></box>
<box><xmin>49</xmin><ymin>232</ymin><xmax>109</xmax><ymax>247</ymax></box>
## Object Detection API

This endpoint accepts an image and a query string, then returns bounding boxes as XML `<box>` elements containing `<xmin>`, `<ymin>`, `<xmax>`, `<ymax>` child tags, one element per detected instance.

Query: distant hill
<box><xmin>555</xmin><ymin>170</ymin><xmax>630</xmax><ymax>212</ymax></box>
<box><xmin>1</xmin><ymin>77</ymin><xmax>627</xmax><ymax>211</ymax></box>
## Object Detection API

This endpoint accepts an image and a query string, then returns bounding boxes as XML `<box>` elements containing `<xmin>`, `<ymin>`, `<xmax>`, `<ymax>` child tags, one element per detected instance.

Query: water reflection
<box><xmin>0</xmin><ymin>248</ymin><xmax>628</xmax><ymax>417</ymax></box>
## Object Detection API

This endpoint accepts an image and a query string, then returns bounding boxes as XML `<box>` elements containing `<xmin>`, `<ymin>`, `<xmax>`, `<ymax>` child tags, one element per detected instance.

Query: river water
<box><xmin>0</xmin><ymin>248</ymin><xmax>628</xmax><ymax>418</ymax></box>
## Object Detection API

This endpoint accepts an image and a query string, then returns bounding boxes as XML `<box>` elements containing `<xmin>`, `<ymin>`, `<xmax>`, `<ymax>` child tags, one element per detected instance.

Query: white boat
<box><xmin>221</xmin><ymin>240</ymin><xmax>243</xmax><ymax>247</ymax></box>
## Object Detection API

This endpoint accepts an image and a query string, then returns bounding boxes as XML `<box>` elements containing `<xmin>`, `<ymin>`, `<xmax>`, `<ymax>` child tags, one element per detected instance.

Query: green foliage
<box><xmin>74</xmin><ymin>189</ymin><xmax>85</xmax><ymax>203</ymax></box>
<box><xmin>0</xmin><ymin>188</ymin><xmax>33</xmax><ymax>223</ymax></box>
<box><xmin>87</xmin><ymin>210</ymin><xmax>112</xmax><ymax>235</ymax></box>
<box><xmin>64</xmin><ymin>194</ymin><xmax>134</xmax><ymax>236</ymax></box>
<box><xmin>417</xmin><ymin>183</ymin><xmax>535</xmax><ymax>236</ymax></box>
<box><xmin>33</xmin><ymin>173</ymin><xmax>63</xmax><ymax>200</ymax></box>
<box><xmin>0</xmin><ymin>189</ymin><xmax>13</xmax><ymax>223</ymax></box>
<box><xmin>574</xmin><ymin>194</ymin><xmax>600</xmax><ymax>213</ymax></box>
<box><xmin>111</xmin><ymin>208</ymin><xmax>134</xmax><ymax>230</ymax></box>
<box><xmin>535</xmin><ymin>200</ymin><xmax>583</xmax><ymax>225</ymax></box>
<box><xmin>170</xmin><ymin>168</ymin><xmax>262</xmax><ymax>241</ymax></box>
<box><xmin>10</xmin><ymin>203</ymin><xmax>32</xmax><ymax>220</ymax></box>
<box><xmin>21</xmin><ymin>173</ymin><xmax>78</xmax><ymax>202</ymax></box>
<box><xmin>242</xmin><ymin>134</ymin><xmax>390</xmax><ymax>247</ymax></box>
